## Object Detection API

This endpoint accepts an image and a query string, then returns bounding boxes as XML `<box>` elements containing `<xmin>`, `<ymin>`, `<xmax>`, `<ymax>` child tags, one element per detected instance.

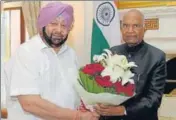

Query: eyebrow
<box><xmin>122</xmin><ymin>22</ymin><xmax>142</xmax><ymax>25</ymax></box>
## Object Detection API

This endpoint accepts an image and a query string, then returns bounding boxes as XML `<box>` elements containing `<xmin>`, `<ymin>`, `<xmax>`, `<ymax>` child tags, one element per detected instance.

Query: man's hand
<box><xmin>78</xmin><ymin>100</ymin><xmax>100</xmax><ymax>120</ymax></box>
<box><xmin>79</xmin><ymin>111</ymin><xmax>100</xmax><ymax>120</ymax></box>
<box><xmin>94</xmin><ymin>104</ymin><xmax>126</xmax><ymax>116</ymax></box>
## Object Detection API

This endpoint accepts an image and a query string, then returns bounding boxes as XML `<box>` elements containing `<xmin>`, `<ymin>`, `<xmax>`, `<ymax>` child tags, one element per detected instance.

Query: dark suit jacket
<box><xmin>100</xmin><ymin>41</ymin><xmax>167</xmax><ymax>120</ymax></box>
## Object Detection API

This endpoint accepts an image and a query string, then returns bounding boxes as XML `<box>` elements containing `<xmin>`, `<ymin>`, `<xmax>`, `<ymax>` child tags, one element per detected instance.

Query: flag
<box><xmin>91</xmin><ymin>1</ymin><xmax>121</xmax><ymax>63</ymax></box>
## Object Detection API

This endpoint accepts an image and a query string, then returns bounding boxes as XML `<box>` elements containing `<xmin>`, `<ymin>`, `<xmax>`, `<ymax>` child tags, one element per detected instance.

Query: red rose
<box><xmin>92</xmin><ymin>63</ymin><xmax>105</xmax><ymax>72</ymax></box>
<box><xmin>82</xmin><ymin>68</ymin><xmax>95</xmax><ymax>75</ymax></box>
<box><xmin>95</xmin><ymin>76</ymin><xmax>113</xmax><ymax>87</ymax></box>
<box><xmin>114</xmin><ymin>81</ymin><xmax>124</xmax><ymax>93</ymax></box>
<box><xmin>122</xmin><ymin>83</ymin><xmax>135</xmax><ymax>96</ymax></box>
<box><xmin>82</xmin><ymin>63</ymin><xmax>104</xmax><ymax>75</ymax></box>
<box><xmin>115</xmin><ymin>81</ymin><xmax>135</xmax><ymax>96</ymax></box>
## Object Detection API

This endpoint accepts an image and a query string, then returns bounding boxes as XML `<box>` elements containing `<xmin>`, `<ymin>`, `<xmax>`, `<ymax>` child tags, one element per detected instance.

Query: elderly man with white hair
<box><xmin>95</xmin><ymin>9</ymin><xmax>167</xmax><ymax>120</ymax></box>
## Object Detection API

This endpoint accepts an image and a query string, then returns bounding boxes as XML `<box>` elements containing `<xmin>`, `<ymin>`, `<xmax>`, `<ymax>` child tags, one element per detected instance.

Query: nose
<box><xmin>54</xmin><ymin>25</ymin><xmax>62</xmax><ymax>33</ymax></box>
<box><xmin>52</xmin><ymin>23</ymin><xmax>64</xmax><ymax>34</ymax></box>
<box><xmin>127</xmin><ymin>26</ymin><xmax>134</xmax><ymax>33</ymax></box>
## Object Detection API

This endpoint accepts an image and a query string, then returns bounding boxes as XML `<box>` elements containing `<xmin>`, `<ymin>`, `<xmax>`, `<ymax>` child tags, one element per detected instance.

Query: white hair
<box><xmin>122</xmin><ymin>9</ymin><xmax>145</xmax><ymax>28</ymax></box>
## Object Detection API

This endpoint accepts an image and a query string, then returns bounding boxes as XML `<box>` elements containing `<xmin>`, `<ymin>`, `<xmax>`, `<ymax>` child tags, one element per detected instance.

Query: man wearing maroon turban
<box><xmin>4</xmin><ymin>2</ymin><xmax>99</xmax><ymax>120</ymax></box>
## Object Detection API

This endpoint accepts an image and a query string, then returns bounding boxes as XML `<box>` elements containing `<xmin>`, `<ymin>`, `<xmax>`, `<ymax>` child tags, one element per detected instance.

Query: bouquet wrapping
<box><xmin>75</xmin><ymin>49</ymin><xmax>137</xmax><ymax>109</ymax></box>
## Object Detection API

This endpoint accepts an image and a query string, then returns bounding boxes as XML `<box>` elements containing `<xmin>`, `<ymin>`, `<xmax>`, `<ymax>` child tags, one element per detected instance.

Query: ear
<box><xmin>69</xmin><ymin>24</ymin><xmax>74</xmax><ymax>31</ymax></box>
<box><xmin>144</xmin><ymin>27</ymin><xmax>147</xmax><ymax>33</ymax></box>
<box><xmin>68</xmin><ymin>21</ymin><xmax>74</xmax><ymax>31</ymax></box>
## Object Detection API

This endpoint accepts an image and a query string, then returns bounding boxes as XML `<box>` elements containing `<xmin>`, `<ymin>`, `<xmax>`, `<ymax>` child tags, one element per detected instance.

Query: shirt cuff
<box><xmin>124</xmin><ymin>107</ymin><xmax>127</xmax><ymax>115</ymax></box>
<box><xmin>10</xmin><ymin>88</ymin><xmax>40</xmax><ymax>97</ymax></box>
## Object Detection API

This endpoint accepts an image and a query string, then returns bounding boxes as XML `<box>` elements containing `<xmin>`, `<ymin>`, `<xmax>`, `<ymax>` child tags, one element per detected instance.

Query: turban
<box><xmin>37</xmin><ymin>2</ymin><xmax>74</xmax><ymax>30</ymax></box>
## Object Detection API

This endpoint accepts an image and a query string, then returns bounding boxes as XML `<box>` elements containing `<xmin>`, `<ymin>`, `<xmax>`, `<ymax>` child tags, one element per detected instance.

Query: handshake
<box><xmin>75</xmin><ymin>110</ymin><xmax>100</xmax><ymax>120</ymax></box>
<box><xmin>75</xmin><ymin>102</ymin><xmax>100</xmax><ymax>120</ymax></box>
<box><xmin>74</xmin><ymin>101</ymin><xmax>126</xmax><ymax>120</ymax></box>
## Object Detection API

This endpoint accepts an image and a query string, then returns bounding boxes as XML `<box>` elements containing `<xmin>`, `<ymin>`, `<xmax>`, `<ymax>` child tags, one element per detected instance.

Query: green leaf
<box><xmin>104</xmin><ymin>87</ymin><xmax>116</xmax><ymax>94</ymax></box>
<box><xmin>78</xmin><ymin>78</ymin><xmax>84</xmax><ymax>87</ymax></box>
<box><xmin>79</xmin><ymin>71</ymin><xmax>87</xmax><ymax>89</ymax></box>
<box><xmin>79</xmin><ymin>71</ymin><xmax>105</xmax><ymax>93</ymax></box>
<box><xmin>120</xmin><ymin>93</ymin><xmax>126</xmax><ymax>96</ymax></box>
<box><xmin>91</xmin><ymin>79</ymin><xmax>104</xmax><ymax>93</ymax></box>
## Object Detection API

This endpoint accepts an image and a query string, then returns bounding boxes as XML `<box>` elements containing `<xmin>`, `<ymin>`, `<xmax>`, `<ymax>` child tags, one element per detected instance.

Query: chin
<box><xmin>126</xmin><ymin>40</ymin><xmax>137</xmax><ymax>44</ymax></box>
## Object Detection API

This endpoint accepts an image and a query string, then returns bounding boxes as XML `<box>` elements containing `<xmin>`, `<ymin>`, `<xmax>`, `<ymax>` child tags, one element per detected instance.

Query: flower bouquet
<box><xmin>74</xmin><ymin>49</ymin><xmax>137</xmax><ymax>109</ymax></box>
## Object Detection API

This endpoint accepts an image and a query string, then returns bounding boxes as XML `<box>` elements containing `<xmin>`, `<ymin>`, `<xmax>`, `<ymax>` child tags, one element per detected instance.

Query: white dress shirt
<box><xmin>4</xmin><ymin>34</ymin><xmax>80</xmax><ymax>120</ymax></box>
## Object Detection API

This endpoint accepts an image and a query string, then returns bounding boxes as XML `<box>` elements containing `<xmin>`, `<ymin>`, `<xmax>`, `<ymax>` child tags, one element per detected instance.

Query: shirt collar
<box><xmin>125</xmin><ymin>40</ymin><xmax>144</xmax><ymax>53</ymax></box>
<box><xmin>57</xmin><ymin>44</ymin><xmax>68</xmax><ymax>55</ymax></box>
<box><xmin>36</xmin><ymin>34</ymin><xmax>48</xmax><ymax>50</ymax></box>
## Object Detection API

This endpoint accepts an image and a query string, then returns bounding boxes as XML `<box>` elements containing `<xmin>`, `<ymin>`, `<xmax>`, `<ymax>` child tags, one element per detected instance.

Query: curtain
<box><xmin>22</xmin><ymin>1</ymin><xmax>41</xmax><ymax>39</ymax></box>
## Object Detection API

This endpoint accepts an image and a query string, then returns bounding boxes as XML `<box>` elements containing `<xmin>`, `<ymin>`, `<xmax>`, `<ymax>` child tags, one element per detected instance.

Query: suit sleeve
<box><xmin>124</xmin><ymin>53</ymin><xmax>167</xmax><ymax>117</ymax></box>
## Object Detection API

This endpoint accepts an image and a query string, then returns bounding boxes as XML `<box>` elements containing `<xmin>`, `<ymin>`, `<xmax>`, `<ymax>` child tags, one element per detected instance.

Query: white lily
<box><xmin>101</xmin><ymin>65</ymin><xmax>125</xmax><ymax>83</ymax></box>
<box><xmin>93</xmin><ymin>49</ymin><xmax>112</xmax><ymax>67</ymax></box>
<box><xmin>93</xmin><ymin>49</ymin><xmax>112</xmax><ymax>62</ymax></box>
<box><xmin>93</xmin><ymin>49</ymin><xmax>137</xmax><ymax>85</ymax></box>
<box><xmin>103</xmin><ymin>49</ymin><xmax>113</xmax><ymax>57</ymax></box>
<box><xmin>93</xmin><ymin>54</ymin><xmax>106</xmax><ymax>67</ymax></box>
<box><xmin>121</xmin><ymin>70</ymin><xmax>135</xmax><ymax>85</ymax></box>
<box><xmin>93</xmin><ymin>55</ymin><xmax>103</xmax><ymax>63</ymax></box>
<box><xmin>110</xmin><ymin>54</ymin><xmax>137</xmax><ymax>69</ymax></box>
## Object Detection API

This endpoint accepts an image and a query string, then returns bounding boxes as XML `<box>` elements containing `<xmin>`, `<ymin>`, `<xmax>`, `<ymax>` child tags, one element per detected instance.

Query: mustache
<box><xmin>50</xmin><ymin>33</ymin><xmax>64</xmax><ymax>39</ymax></box>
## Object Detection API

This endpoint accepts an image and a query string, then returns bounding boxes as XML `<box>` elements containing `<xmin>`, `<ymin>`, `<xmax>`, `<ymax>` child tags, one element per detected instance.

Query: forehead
<box><xmin>50</xmin><ymin>16</ymin><xmax>66</xmax><ymax>23</ymax></box>
<box><xmin>122</xmin><ymin>13</ymin><xmax>143</xmax><ymax>25</ymax></box>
